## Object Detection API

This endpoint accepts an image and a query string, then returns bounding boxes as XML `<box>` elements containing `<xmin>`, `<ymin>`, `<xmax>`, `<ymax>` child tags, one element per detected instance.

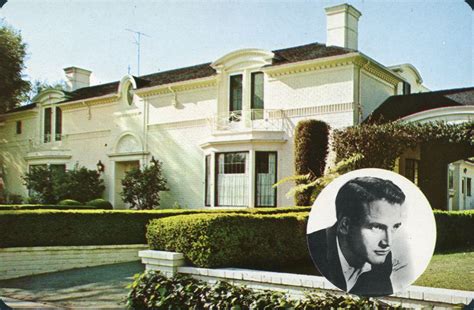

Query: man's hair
<box><xmin>335</xmin><ymin>176</ymin><xmax>405</xmax><ymax>222</ymax></box>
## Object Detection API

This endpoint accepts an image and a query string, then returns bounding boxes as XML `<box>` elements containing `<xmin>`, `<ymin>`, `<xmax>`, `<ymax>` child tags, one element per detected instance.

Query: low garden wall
<box><xmin>139</xmin><ymin>250</ymin><xmax>474</xmax><ymax>308</ymax></box>
<box><xmin>0</xmin><ymin>244</ymin><xmax>148</xmax><ymax>280</ymax></box>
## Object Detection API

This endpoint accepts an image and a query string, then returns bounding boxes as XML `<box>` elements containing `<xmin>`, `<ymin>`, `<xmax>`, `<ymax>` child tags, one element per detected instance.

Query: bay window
<box><xmin>216</xmin><ymin>152</ymin><xmax>248</xmax><ymax>207</ymax></box>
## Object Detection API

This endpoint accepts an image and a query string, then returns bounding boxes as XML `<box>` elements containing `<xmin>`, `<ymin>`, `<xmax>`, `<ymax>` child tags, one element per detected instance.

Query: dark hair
<box><xmin>335</xmin><ymin>176</ymin><xmax>405</xmax><ymax>222</ymax></box>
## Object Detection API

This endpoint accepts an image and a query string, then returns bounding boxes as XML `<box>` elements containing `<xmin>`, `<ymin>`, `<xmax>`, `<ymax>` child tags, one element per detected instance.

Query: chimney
<box><xmin>63</xmin><ymin>66</ymin><xmax>92</xmax><ymax>91</ymax></box>
<box><xmin>325</xmin><ymin>3</ymin><xmax>362</xmax><ymax>50</ymax></box>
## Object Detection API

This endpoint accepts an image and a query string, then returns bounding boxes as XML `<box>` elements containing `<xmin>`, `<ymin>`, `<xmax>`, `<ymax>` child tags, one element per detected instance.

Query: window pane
<box><xmin>467</xmin><ymin>178</ymin><xmax>472</xmax><ymax>197</ymax></box>
<box><xmin>448</xmin><ymin>169</ymin><xmax>454</xmax><ymax>189</ymax></box>
<box><xmin>44</xmin><ymin>108</ymin><xmax>52</xmax><ymax>143</ymax></box>
<box><xmin>405</xmin><ymin>159</ymin><xmax>418</xmax><ymax>185</ymax></box>
<box><xmin>216</xmin><ymin>152</ymin><xmax>248</xmax><ymax>207</ymax></box>
<box><xmin>256</xmin><ymin>152</ymin><xmax>276</xmax><ymax>207</ymax></box>
<box><xmin>16</xmin><ymin>121</ymin><xmax>22</xmax><ymax>134</ymax></box>
<box><xmin>251</xmin><ymin>72</ymin><xmax>264</xmax><ymax>110</ymax></box>
<box><xmin>55</xmin><ymin>107</ymin><xmax>62</xmax><ymax>141</ymax></box>
<box><xmin>229</xmin><ymin>75</ymin><xmax>242</xmax><ymax>112</ymax></box>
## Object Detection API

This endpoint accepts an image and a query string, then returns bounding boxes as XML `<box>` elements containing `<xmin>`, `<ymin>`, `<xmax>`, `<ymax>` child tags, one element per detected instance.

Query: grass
<box><xmin>273</xmin><ymin>250</ymin><xmax>474</xmax><ymax>291</ymax></box>
<box><xmin>414</xmin><ymin>250</ymin><xmax>474</xmax><ymax>291</ymax></box>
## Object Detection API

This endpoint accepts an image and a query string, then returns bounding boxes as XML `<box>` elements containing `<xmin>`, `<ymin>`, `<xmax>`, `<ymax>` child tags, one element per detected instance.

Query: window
<box><xmin>205</xmin><ymin>155</ymin><xmax>211</xmax><ymax>206</ymax></box>
<box><xmin>403</xmin><ymin>82</ymin><xmax>411</xmax><ymax>95</ymax></box>
<box><xmin>16</xmin><ymin>121</ymin><xmax>22</xmax><ymax>134</ymax></box>
<box><xmin>467</xmin><ymin>178</ymin><xmax>472</xmax><ymax>197</ymax></box>
<box><xmin>448</xmin><ymin>169</ymin><xmax>454</xmax><ymax>189</ymax></box>
<box><xmin>43</xmin><ymin>106</ymin><xmax>62</xmax><ymax>143</ymax></box>
<box><xmin>251</xmin><ymin>72</ymin><xmax>264</xmax><ymax>110</ymax></box>
<box><xmin>405</xmin><ymin>159</ymin><xmax>419</xmax><ymax>185</ymax></box>
<box><xmin>229</xmin><ymin>74</ymin><xmax>243</xmax><ymax>116</ymax></box>
<box><xmin>216</xmin><ymin>152</ymin><xmax>248</xmax><ymax>207</ymax></box>
<box><xmin>255</xmin><ymin>152</ymin><xmax>277</xmax><ymax>207</ymax></box>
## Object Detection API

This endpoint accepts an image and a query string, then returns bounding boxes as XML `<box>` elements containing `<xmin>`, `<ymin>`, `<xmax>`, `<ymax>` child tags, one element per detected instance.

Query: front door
<box><xmin>114</xmin><ymin>160</ymin><xmax>140</xmax><ymax>209</ymax></box>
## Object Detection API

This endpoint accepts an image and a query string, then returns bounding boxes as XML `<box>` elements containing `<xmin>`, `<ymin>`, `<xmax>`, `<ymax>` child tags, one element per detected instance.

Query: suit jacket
<box><xmin>307</xmin><ymin>224</ymin><xmax>393</xmax><ymax>297</ymax></box>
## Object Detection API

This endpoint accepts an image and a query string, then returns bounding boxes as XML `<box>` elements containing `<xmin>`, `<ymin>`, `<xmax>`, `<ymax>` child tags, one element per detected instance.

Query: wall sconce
<box><xmin>150</xmin><ymin>156</ymin><xmax>158</xmax><ymax>166</ymax></box>
<box><xmin>96</xmin><ymin>160</ymin><xmax>105</xmax><ymax>173</ymax></box>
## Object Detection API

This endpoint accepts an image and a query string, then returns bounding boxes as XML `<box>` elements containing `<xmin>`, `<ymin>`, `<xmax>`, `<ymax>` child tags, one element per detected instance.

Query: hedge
<box><xmin>0</xmin><ymin>207</ymin><xmax>309</xmax><ymax>248</ymax></box>
<box><xmin>127</xmin><ymin>271</ymin><xmax>389</xmax><ymax>309</ymax></box>
<box><xmin>146</xmin><ymin>209</ymin><xmax>474</xmax><ymax>269</ymax></box>
<box><xmin>147</xmin><ymin>212</ymin><xmax>310</xmax><ymax>269</ymax></box>
<box><xmin>0</xmin><ymin>204</ymin><xmax>98</xmax><ymax>210</ymax></box>
<box><xmin>434</xmin><ymin>210</ymin><xmax>474</xmax><ymax>252</ymax></box>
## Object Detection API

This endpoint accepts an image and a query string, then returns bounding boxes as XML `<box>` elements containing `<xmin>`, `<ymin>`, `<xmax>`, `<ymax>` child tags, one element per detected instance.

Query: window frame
<box><xmin>405</xmin><ymin>158</ymin><xmax>419</xmax><ymax>185</ymax></box>
<box><xmin>214</xmin><ymin>151</ymin><xmax>249</xmax><ymax>207</ymax></box>
<box><xmin>254</xmin><ymin>151</ymin><xmax>277</xmax><ymax>208</ymax></box>
<box><xmin>16</xmin><ymin>120</ymin><xmax>22</xmax><ymax>135</ymax></box>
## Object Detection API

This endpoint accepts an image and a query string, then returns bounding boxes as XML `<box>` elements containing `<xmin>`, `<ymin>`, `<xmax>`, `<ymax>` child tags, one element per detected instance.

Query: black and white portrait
<box><xmin>307</xmin><ymin>169</ymin><xmax>436</xmax><ymax>297</ymax></box>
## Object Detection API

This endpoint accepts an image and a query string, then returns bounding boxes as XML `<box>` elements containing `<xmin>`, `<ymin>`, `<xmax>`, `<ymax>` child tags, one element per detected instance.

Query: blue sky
<box><xmin>1</xmin><ymin>0</ymin><xmax>472</xmax><ymax>91</ymax></box>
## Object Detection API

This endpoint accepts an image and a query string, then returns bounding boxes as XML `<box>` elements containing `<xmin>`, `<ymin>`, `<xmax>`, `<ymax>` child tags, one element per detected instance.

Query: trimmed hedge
<box><xmin>0</xmin><ymin>204</ymin><xmax>98</xmax><ymax>210</ymax></box>
<box><xmin>127</xmin><ymin>271</ymin><xmax>389</xmax><ymax>309</ymax></box>
<box><xmin>434</xmin><ymin>210</ymin><xmax>474</xmax><ymax>252</ymax></box>
<box><xmin>58</xmin><ymin>199</ymin><xmax>82</xmax><ymax>206</ymax></box>
<box><xmin>86</xmin><ymin>198</ymin><xmax>113</xmax><ymax>210</ymax></box>
<box><xmin>147</xmin><ymin>212</ymin><xmax>309</xmax><ymax>269</ymax></box>
<box><xmin>0</xmin><ymin>207</ymin><xmax>309</xmax><ymax>248</ymax></box>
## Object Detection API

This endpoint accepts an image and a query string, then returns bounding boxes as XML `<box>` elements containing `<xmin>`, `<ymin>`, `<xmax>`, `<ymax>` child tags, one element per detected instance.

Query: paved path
<box><xmin>0</xmin><ymin>261</ymin><xmax>144</xmax><ymax>309</ymax></box>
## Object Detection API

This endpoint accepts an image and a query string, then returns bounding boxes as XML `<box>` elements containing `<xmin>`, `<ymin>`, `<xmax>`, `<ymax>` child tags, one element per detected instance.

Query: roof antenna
<box><xmin>125</xmin><ymin>29</ymin><xmax>150</xmax><ymax>76</ymax></box>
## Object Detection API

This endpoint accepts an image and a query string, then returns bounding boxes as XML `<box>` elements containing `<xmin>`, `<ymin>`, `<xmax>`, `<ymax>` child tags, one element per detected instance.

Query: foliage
<box><xmin>58</xmin><ymin>199</ymin><xmax>81</xmax><ymax>206</ymax></box>
<box><xmin>121</xmin><ymin>161</ymin><xmax>169</xmax><ymax>210</ymax></box>
<box><xmin>0</xmin><ymin>207</ymin><xmax>308</xmax><ymax>248</ymax></box>
<box><xmin>0</xmin><ymin>204</ymin><xmax>97</xmax><ymax>210</ymax></box>
<box><xmin>146</xmin><ymin>212</ymin><xmax>310</xmax><ymax>269</ymax></box>
<box><xmin>434</xmin><ymin>210</ymin><xmax>474</xmax><ymax>252</ymax></box>
<box><xmin>0</xmin><ymin>190</ymin><xmax>23</xmax><ymax>204</ymax></box>
<box><xmin>126</xmin><ymin>271</ymin><xmax>391</xmax><ymax>309</ymax></box>
<box><xmin>274</xmin><ymin>154</ymin><xmax>363</xmax><ymax>206</ymax></box>
<box><xmin>86</xmin><ymin>198</ymin><xmax>113</xmax><ymax>210</ymax></box>
<box><xmin>332</xmin><ymin>121</ymin><xmax>474</xmax><ymax>169</ymax></box>
<box><xmin>27</xmin><ymin>79</ymin><xmax>67</xmax><ymax>104</ymax></box>
<box><xmin>0</xmin><ymin>23</ymin><xmax>30</xmax><ymax>113</ymax></box>
<box><xmin>55</xmin><ymin>166</ymin><xmax>105</xmax><ymax>203</ymax></box>
<box><xmin>23</xmin><ymin>165</ymin><xmax>105</xmax><ymax>204</ymax></box>
<box><xmin>294</xmin><ymin>120</ymin><xmax>330</xmax><ymax>206</ymax></box>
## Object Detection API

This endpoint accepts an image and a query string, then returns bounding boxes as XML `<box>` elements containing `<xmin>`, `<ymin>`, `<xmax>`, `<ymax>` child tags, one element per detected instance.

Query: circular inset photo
<box><xmin>307</xmin><ymin>168</ymin><xmax>436</xmax><ymax>297</ymax></box>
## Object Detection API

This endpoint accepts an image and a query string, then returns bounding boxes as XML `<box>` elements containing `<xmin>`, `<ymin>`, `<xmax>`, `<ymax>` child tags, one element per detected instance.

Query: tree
<box><xmin>26</xmin><ymin>79</ymin><xmax>67</xmax><ymax>104</ymax></box>
<box><xmin>0</xmin><ymin>23</ymin><xmax>30</xmax><ymax>113</ymax></box>
<box><xmin>121</xmin><ymin>160</ymin><xmax>169</xmax><ymax>210</ymax></box>
<box><xmin>22</xmin><ymin>165</ymin><xmax>63</xmax><ymax>204</ymax></box>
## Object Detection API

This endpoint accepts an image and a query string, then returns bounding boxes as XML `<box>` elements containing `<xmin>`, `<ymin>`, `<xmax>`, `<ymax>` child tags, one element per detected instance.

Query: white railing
<box><xmin>209</xmin><ymin>109</ymin><xmax>284</xmax><ymax>132</ymax></box>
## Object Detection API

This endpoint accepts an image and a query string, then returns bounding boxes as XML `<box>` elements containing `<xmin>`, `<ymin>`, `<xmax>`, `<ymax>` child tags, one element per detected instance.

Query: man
<box><xmin>307</xmin><ymin>176</ymin><xmax>406</xmax><ymax>296</ymax></box>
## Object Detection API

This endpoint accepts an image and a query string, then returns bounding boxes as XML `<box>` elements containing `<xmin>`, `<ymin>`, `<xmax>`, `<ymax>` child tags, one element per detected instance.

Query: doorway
<box><xmin>114</xmin><ymin>160</ymin><xmax>140</xmax><ymax>209</ymax></box>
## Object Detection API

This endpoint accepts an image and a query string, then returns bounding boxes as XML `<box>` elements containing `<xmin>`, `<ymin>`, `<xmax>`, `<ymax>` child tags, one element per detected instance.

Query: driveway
<box><xmin>0</xmin><ymin>261</ymin><xmax>144</xmax><ymax>309</ymax></box>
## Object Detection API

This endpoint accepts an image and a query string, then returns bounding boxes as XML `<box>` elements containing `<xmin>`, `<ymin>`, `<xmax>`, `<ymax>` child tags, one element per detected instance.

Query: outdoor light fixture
<box><xmin>150</xmin><ymin>156</ymin><xmax>158</xmax><ymax>166</ymax></box>
<box><xmin>96</xmin><ymin>160</ymin><xmax>105</xmax><ymax>173</ymax></box>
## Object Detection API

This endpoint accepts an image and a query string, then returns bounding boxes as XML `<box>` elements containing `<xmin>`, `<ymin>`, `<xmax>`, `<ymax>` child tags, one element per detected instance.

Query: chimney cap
<box><xmin>63</xmin><ymin>66</ymin><xmax>92</xmax><ymax>75</ymax></box>
<box><xmin>325</xmin><ymin>3</ymin><xmax>362</xmax><ymax>19</ymax></box>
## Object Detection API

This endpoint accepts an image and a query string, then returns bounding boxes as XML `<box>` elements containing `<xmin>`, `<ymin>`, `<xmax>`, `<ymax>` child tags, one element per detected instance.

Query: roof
<box><xmin>6</xmin><ymin>42</ymin><xmax>353</xmax><ymax>113</ymax></box>
<box><xmin>367</xmin><ymin>86</ymin><xmax>474</xmax><ymax>123</ymax></box>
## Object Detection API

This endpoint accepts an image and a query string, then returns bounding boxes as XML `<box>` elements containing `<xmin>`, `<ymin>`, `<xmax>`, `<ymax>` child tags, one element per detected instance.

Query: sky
<box><xmin>0</xmin><ymin>0</ymin><xmax>472</xmax><ymax>91</ymax></box>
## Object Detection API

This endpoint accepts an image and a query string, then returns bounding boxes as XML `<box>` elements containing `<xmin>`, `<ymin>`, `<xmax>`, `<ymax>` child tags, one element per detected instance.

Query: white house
<box><xmin>7</xmin><ymin>3</ymin><xmax>468</xmax><ymax>210</ymax></box>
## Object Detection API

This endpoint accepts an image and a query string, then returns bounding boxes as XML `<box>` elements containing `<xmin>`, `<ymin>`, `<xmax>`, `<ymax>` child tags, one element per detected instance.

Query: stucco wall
<box><xmin>360</xmin><ymin>70</ymin><xmax>395</xmax><ymax>120</ymax></box>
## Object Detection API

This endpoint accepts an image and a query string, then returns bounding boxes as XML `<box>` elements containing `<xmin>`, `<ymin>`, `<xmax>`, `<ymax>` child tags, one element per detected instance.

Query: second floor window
<box><xmin>43</xmin><ymin>106</ymin><xmax>62</xmax><ymax>143</ymax></box>
<box><xmin>229</xmin><ymin>74</ymin><xmax>243</xmax><ymax>113</ymax></box>
<box><xmin>251</xmin><ymin>72</ymin><xmax>264</xmax><ymax>110</ymax></box>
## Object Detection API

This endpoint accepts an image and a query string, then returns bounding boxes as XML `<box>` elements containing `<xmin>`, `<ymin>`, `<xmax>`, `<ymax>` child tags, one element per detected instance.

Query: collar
<box><xmin>336</xmin><ymin>236</ymin><xmax>372</xmax><ymax>292</ymax></box>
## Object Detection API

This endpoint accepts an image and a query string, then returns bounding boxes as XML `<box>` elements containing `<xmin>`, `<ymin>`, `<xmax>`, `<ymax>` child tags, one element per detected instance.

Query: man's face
<box><xmin>347</xmin><ymin>199</ymin><xmax>404</xmax><ymax>266</ymax></box>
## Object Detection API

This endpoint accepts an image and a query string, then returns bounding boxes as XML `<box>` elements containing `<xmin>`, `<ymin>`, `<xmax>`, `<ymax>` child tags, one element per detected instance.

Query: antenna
<box><xmin>125</xmin><ymin>28</ymin><xmax>150</xmax><ymax>76</ymax></box>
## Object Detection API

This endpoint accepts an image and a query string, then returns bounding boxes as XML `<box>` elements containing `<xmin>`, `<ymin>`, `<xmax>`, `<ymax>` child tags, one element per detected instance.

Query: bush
<box><xmin>86</xmin><ymin>198</ymin><xmax>113</xmax><ymax>210</ymax></box>
<box><xmin>147</xmin><ymin>212</ymin><xmax>309</xmax><ymax>269</ymax></box>
<box><xmin>58</xmin><ymin>199</ymin><xmax>81</xmax><ymax>206</ymax></box>
<box><xmin>121</xmin><ymin>160</ymin><xmax>169</xmax><ymax>210</ymax></box>
<box><xmin>294</xmin><ymin>120</ymin><xmax>330</xmax><ymax>206</ymax></box>
<box><xmin>0</xmin><ymin>207</ymin><xmax>308</xmax><ymax>248</ymax></box>
<box><xmin>126</xmin><ymin>271</ymin><xmax>390</xmax><ymax>309</ymax></box>
<box><xmin>0</xmin><ymin>204</ymin><xmax>97</xmax><ymax>210</ymax></box>
<box><xmin>434</xmin><ymin>210</ymin><xmax>474</xmax><ymax>252</ymax></box>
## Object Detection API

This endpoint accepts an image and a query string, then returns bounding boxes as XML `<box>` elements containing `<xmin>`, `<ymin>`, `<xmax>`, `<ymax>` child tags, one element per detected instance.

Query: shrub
<box><xmin>0</xmin><ymin>207</ymin><xmax>308</xmax><ymax>248</ymax></box>
<box><xmin>434</xmin><ymin>210</ymin><xmax>474</xmax><ymax>252</ymax></box>
<box><xmin>126</xmin><ymin>271</ymin><xmax>390</xmax><ymax>309</ymax></box>
<box><xmin>86</xmin><ymin>198</ymin><xmax>113</xmax><ymax>210</ymax></box>
<box><xmin>146</xmin><ymin>212</ymin><xmax>310</xmax><ymax>269</ymax></box>
<box><xmin>0</xmin><ymin>204</ymin><xmax>97</xmax><ymax>210</ymax></box>
<box><xmin>121</xmin><ymin>160</ymin><xmax>169</xmax><ymax>210</ymax></box>
<box><xmin>294</xmin><ymin>120</ymin><xmax>330</xmax><ymax>206</ymax></box>
<box><xmin>23</xmin><ymin>165</ymin><xmax>62</xmax><ymax>204</ymax></box>
<box><xmin>58</xmin><ymin>199</ymin><xmax>81</xmax><ymax>205</ymax></box>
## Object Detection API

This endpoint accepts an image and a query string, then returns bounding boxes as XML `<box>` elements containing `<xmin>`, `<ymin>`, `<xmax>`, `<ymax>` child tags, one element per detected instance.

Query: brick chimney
<box><xmin>325</xmin><ymin>4</ymin><xmax>362</xmax><ymax>50</ymax></box>
<box><xmin>63</xmin><ymin>66</ymin><xmax>92</xmax><ymax>91</ymax></box>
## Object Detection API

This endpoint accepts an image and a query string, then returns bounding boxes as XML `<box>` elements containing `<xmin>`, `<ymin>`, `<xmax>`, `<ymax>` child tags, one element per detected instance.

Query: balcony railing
<box><xmin>209</xmin><ymin>109</ymin><xmax>284</xmax><ymax>132</ymax></box>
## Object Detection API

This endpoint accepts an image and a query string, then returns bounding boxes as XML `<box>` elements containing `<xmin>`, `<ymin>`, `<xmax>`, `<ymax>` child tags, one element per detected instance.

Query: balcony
<box><xmin>209</xmin><ymin>109</ymin><xmax>284</xmax><ymax>133</ymax></box>
<box><xmin>25</xmin><ymin>134</ymin><xmax>72</xmax><ymax>161</ymax></box>
<box><xmin>201</xmin><ymin>109</ymin><xmax>287</xmax><ymax>148</ymax></box>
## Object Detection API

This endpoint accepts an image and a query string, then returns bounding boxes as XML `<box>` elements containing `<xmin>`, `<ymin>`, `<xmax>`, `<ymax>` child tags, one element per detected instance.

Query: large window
<box><xmin>44</xmin><ymin>107</ymin><xmax>52</xmax><ymax>143</ymax></box>
<box><xmin>216</xmin><ymin>152</ymin><xmax>248</xmax><ymax>207</ymax></box>
<box><xmin>205</xmin><ymin>155</ymin><xmax>211</xmax><ymax>206</ymax></box>
<box><xmin>229</xmin><ymin>75</ymin><xmax>243</xmax><ymax>114</ymax></box>
<box><xmin>255</xmin><ymin>152</ymin><xmax>276</xmax><ymax>207</ymax></box>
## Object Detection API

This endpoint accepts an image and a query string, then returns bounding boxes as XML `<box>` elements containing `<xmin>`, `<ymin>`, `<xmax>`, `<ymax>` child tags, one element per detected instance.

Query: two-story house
<box><xmin>0</xmin><ymin>4</ymin><xmax>434</xmax><ymax>209</ymax></box>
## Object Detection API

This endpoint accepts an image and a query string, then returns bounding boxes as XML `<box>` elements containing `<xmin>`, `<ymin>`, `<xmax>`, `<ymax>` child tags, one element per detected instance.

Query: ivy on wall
<box><xmin>332</xmin><ymin>121</ymin><xmax>474</xmax><ymax>169</ymax></box>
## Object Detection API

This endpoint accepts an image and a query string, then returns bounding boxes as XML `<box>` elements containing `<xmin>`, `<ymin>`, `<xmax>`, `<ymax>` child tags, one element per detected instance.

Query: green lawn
<box><xmin>414</xmin><ymin>251</ymin><xmax>474</xmax><ymax>291</ymax></box>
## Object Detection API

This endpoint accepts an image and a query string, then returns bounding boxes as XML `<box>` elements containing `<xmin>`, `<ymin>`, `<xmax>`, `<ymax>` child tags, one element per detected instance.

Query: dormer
<box><xmin>389</xmin><ymin>64</ymin><xmax>429</xmax><ymax>94</ymax></box>
<box><xmin>32</xmin><ymin>89</ymin><xmax>67</xmax><ymax>143</ymax></box>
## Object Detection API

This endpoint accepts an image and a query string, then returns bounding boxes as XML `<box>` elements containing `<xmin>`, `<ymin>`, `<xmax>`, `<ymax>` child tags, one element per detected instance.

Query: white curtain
<box><xmin>256</xmin><ymin>153</ymin><xmax>276</xmax><ymax>206</ymax></box>
<box><xmin>217</xmin><ymin>153</ymin><xmax>248</xmax><ymax>206</ymax></box>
